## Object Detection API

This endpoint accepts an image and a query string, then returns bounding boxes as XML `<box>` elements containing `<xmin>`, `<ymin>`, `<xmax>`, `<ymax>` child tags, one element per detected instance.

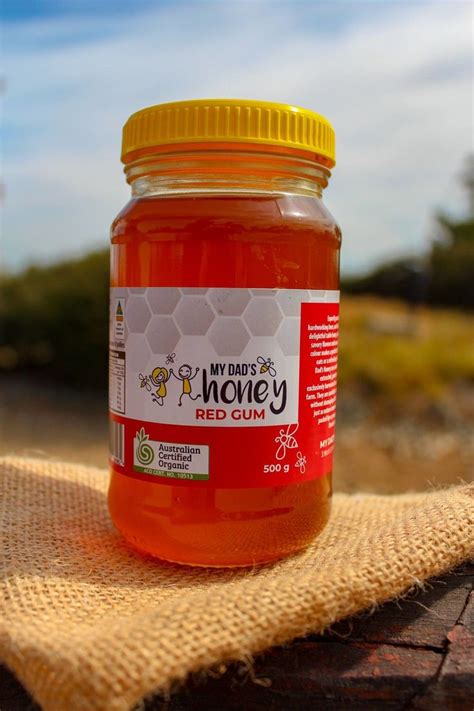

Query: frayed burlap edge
<box><xmin>1</xmin><ymin>456</ymin><xmax>473</xmax><ymax>711</ymax></box>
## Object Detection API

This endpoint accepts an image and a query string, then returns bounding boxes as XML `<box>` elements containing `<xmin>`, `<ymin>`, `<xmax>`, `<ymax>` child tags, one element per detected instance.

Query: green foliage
<box><xmin>429</xmin><ymin>237</ymin><xmax>474</xmax><ymax>308</ymax></box>
<box><xmin>427</xmin><ymin>213</ymin><xmax>474</xmax><ymax>308</ymax></box>
<box><xmin>342</xmin><ymin>215</ymin><xmax>474</xmax><ymax>309</ymax></box>
<box><xmin>342</xmin><ymin>258</ymin><xmax>423</xmax><ymax>299</ymax></box>
<box><xmin>0</xmin><ymin>250</ymin><xmax>109</xmax><ymax>387</ymax></box>
<box><xmin>436</xmin><ymin>215</ymin><xmax>474</xmax><ymax>245</ymax></box>
<box><xmin>338</xmin><ymin>297</ymin><xmax>474</xmax><ymax>398</ymax></box>
<box><xmin>1</xmin><ymin>249</ymin><xmax>473</xmax><ymax>399</ymax></box>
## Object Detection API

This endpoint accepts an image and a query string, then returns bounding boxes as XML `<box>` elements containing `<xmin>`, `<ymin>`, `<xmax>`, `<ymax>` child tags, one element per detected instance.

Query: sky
<box><xmin>1</xmin><ymin>0</ymin><xmax>472</xmax><ymax>274</ymax></box>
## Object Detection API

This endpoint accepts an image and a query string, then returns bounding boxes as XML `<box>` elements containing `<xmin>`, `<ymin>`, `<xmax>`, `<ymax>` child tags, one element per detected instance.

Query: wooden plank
<box><xmin>0</xmin><ymin>666</ymin><xmax>39</xmax><ymax>711</ymax></box>
<box><xmin>128</xmin><ymin>643</ymin><xmax>440</xmax><ymax>711</ymax></box>
<box><xmin>326</xmin><ymin>579</ymin><xmax>471</xmax><ymax>649</ymax></box>
<box><xmin>0</xmin><ymin>563</ymin><xmax>472</xmax><ymax>711</ymax></box>
<box><xmin>410</xmin><ymin>590</ymin><xmax>474</xmax><ymax>710</ymax></box>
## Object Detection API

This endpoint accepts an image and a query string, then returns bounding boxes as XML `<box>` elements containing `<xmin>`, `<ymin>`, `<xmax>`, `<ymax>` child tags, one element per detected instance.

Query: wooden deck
<box><xmin>1</xmin><ymin>562</ymin><xmax>472</xmax><ymax>710</ymax></box>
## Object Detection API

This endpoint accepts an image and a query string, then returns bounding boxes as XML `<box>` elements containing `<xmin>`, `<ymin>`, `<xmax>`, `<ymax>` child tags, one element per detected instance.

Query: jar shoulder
<box><xmin>111</xmin><ymin>194</ymin><xmax>341</xmax><ymax>244</ymax></box>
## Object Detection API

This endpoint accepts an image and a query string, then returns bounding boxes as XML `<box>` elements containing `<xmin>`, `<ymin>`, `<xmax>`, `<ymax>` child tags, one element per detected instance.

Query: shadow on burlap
<box><xmin>1</xmin><ymin>457</ymin><xmax>472</xmax><ymax>711</ymax></box>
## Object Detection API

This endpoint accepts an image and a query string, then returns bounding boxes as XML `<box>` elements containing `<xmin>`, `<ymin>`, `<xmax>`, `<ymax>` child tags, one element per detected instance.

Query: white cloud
<box><xmin>2</xmin><ymin>1</ymin><xmax>472</xmax><ymax>272</ymax></box>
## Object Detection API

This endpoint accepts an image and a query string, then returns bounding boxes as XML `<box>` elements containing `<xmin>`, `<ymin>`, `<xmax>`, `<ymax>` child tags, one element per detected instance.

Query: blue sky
<box><xmin>1</xmin><ymin>1</ymin><xmax>472</xmax><ymax>273</ymax></box>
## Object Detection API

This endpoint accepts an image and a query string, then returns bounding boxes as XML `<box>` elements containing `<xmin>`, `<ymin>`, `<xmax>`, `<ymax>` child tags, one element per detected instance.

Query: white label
<box><xmin>109</xmin><ymin>287</ymin><xmax>339</xmax><ymax>428</ymax></box>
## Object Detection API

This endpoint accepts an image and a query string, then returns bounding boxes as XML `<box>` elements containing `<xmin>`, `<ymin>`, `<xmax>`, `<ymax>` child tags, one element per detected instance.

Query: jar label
<box><xmin>109</xmin><ymin>287</ymin><xmax>339</xmax><ymax>487</ymax></box>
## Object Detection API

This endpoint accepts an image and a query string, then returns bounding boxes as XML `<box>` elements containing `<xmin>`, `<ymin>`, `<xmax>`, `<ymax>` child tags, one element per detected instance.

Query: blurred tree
<box><xmin>461</xmin><ymin>154</ymin><xmax>474</xmax><ymax>220</ymax></box>
<box><xmin>428</xmin><ymin>155</ymin><xmax>474</xmax><ymax>308</ymax></box>
<box><xmin>1</xmin><ymin>157</ymin><xmax>472</xmax><ymax>389</ymax></box>
<box><xmin>0</xmin><ymin>250</ymin><xmax>109</xmax><ymax>386</ymax></box>
<box><xmin>343</xmin><ymin>155</ymin><xmax>474</xmax><ymax>309</ymax></box>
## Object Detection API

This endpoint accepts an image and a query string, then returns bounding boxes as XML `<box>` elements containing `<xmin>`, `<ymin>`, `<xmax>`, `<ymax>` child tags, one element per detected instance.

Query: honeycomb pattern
<box><xmin>277</xmin><ymin>318</ymin><xmax>301</xmax><ymax>357</ymax></box>
<box><xmin>126</xmin><ymin>333</ymin><xmax>151</xmax><ymax>371</ymax></box>
<box><xmin>243</xmin><ymin>298</ymin><xmax>282</xmax><ymax>336</ymax></box>
<box><xmin>277</xmin><ymin>290</ymin><xmax>311</xmax><ymax>317</ymax></box>
<box><xmin>208</xmin><ymin>318</ymin><xmax>250</xmax><ymax>356</ymax></box>
<box><xmin>126</xmin><ymin>296</ymin><xmax>151</xmax><ymax>333</ymax></box>
<box><xmin>208</xmin><ymin>288</ymin><xmax>251</xmax><ymax>316</ymax></box>
<box><xmin>174</xmin><ymin>295</ymin><xmax>215</xmax><ymax>335</ymax></box>
<box><xmin>146</xmin><ymin>288</ymin><xmax>180</xmax><ymax>314</ymax></box>
<box><xmin>146</xmin><ymin>315</ymin><xmax>180</xmax><ymax>354</ymax></box>
<box><xmin>122</xmin><ymin>287</ymin><xmax>336</xmax><ymax>361</ymax></box>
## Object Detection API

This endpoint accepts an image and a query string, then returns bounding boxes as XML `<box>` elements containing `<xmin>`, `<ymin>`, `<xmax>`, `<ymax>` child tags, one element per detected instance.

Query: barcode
<box><xmin>110</xmin><ymin>421</ymin><xmax>125</xmax><ymax>465</ymax></box>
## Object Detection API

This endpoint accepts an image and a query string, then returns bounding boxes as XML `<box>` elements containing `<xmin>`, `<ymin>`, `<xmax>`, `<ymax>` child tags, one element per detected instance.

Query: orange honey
<box><xmin>108</xmin><ymin>100</ymin><xmax>341</xmax><ymax>566</ymax></box>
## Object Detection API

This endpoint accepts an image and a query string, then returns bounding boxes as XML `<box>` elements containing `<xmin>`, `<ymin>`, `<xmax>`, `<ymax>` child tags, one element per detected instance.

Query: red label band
<box><xmin>109</xmin><ymin>301</ymin><xmax>339</xmax><ymax>488</ymax></box>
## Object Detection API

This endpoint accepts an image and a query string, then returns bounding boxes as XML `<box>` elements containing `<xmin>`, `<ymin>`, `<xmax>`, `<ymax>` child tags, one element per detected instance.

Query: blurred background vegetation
<box><xmin>2</xmin><ymin>2</ymin><xmax>472</xmax><ymax>495</ymax></box>
<box><xmin>0</xmin><ymin>159</ymin><xmax>472</xmax><ymax>493</ymax></box>
<box><xmin>1</xmin><ymin>158</ymin><xmax>473</xmax><ymax>391</ymax></box>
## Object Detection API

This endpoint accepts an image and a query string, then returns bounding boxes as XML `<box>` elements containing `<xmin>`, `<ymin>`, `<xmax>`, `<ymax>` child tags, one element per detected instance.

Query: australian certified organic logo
<box><xmin>135</xmin><ymin>427</ymin><xmax>155</xmax><ymax>466</ymax></box>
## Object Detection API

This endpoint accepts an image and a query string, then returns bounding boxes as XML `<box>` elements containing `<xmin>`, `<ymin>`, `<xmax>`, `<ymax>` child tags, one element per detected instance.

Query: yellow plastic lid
<box><xmin>121</xmin><ymin>99</ymin><xmax>336</xmax><ymax>165</ymax></box>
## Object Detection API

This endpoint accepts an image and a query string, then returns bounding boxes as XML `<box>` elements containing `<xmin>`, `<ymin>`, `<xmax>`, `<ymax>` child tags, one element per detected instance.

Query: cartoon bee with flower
<box><xmin>274</xmin><ymin>423</ymin><xmax>299</xmax><ymax>460</ymax></box>
<box><xmin>295</xmin><ymin>451</ymin><xmax>307</xmax><ymax>474</ymax></box>
<box><xmin>138</xmin><ymin>373</ymin><xmax>151</xmax><ymax>391</ymax></box>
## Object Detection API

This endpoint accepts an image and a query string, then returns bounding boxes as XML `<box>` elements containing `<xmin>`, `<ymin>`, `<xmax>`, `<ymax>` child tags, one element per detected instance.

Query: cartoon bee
<box><xmin>166</xmin><ymin>353</ymin><xmax>176</xmax><ymax>365</ymax></box>
<box><xmin>275</xmin><ymin>423</ymin><xmax>299</xmax><ymax>461</ymax></box>
<box><xmin>138</xmin><ymin>373</ymin><xmax>151</xmax><ymax>391</ymax></box>
<box><xmin>295</xmin><ymin>451</ymin><xmax>307</xmax><ymax>474</ymax></box>
<box><xmin>257</xmin><ymin>356</ymin><xmax>277</xmax><ymax>377</ymax></box>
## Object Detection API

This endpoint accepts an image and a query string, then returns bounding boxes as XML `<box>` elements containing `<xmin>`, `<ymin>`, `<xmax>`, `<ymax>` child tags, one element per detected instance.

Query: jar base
<box><xmin>109</xmin><ymin>469</ymin><xmax>332</xmax><ymax>568</ymax></box>
<box><xmin>118</xmin><ymin>530</ymin><xmax>321</xmax><ymax>568</ymax></box>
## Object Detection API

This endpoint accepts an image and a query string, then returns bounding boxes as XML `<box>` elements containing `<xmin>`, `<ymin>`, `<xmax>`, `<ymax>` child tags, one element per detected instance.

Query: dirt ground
<box><xmin>1</xmin><ymin>375</ymin><xmax>471</xmax><ymax>494</ymax></box>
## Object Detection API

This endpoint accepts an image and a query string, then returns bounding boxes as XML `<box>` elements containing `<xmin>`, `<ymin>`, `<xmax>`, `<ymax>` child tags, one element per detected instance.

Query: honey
<box><xmin>108</xmin><ymin>100</ymin><xmax>341</xmax><ymax>566</ymax></box>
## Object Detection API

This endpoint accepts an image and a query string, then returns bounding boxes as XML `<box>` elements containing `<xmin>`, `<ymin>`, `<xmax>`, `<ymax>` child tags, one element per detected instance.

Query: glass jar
<box><xmin>108</xmin><ymin>99</ymin><xmax>341</xmax><ymax>566</ymax></box>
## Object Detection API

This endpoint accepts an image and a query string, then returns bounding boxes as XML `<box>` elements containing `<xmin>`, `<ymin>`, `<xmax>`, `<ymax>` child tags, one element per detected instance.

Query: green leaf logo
<box><xmin>136</xmin><ymin>427</ymin><xmax>154</xmax><ymax>466</ymax></box>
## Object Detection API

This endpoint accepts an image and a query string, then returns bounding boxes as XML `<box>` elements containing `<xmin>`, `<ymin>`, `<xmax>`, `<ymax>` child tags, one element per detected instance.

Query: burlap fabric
<box><xmin>1</xmin><ymin>456</ymin><xmax>473</xmax><ymax>711</ymax></box>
